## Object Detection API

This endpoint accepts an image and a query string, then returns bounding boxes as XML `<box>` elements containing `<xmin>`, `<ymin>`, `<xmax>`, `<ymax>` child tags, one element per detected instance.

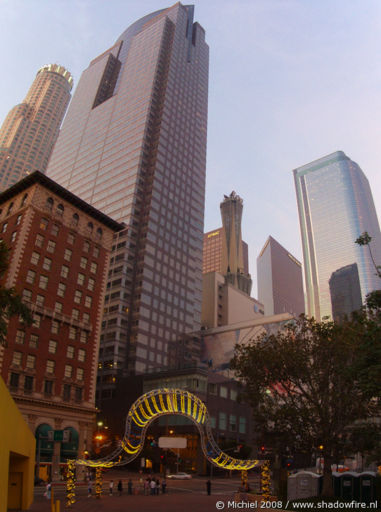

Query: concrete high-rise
<box><xmin>257</xmin><ymin>235</ymin><xmax>304</xmax><ymax>317</ymax></box>
<box><xmin>220</xmin><ymin>191</ymin><xmax>252</xmax><ymax>295</ymax></box>
<box><xmin>47</xmin><ymin>4</ymin><xmax>209</xmax><ymax>390</ymax></box>
<box><xmin>294</xmin><ymin>151</ymin><xmax>381</xmax><ymax>320</ymax></box>
<box><xmin>0</xmin><ymin>64</ymin><xmax>73</xmax><ymax>191</ymax></box>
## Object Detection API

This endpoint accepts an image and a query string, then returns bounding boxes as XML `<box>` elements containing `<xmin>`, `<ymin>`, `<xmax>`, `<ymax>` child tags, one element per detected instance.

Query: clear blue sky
<box><xmin>1</xmin><ymin>0</ymin><xmax>381</xmax><ymax>296</ymax></box>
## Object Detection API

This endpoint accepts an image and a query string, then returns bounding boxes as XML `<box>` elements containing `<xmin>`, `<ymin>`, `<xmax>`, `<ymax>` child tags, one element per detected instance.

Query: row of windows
<box><xmin>37</xmin><ymin>221</ymin><xmax>101</xmax><ymax>257</ymax></box>
<box><xmin>31</xmin><ymin>307</ymin><xmax>90</xmax><ymax>326</ymax></box>
<box><xmin>9</xmin><ymin>372</ymin><xmax>83</xmax><ymax>401</ymax></box>
<box><xmin>15</xmin><ymin>326</ymin><xmax>88</xmax><ymax>346</ymax></box>
<box><xmin>211</xmin><ymin>413</ymin><xmax>246</xmax><ymax>433</ymax></box>
<box><xmin>0</xmin><ymin>193</ymin><xmax>28</xmax><ymax>218</ymax></box>
<box><xmin>31</xmin><ymin>247</ymin><xmax>98</xmax><ymax>274</ymax></box>
<box><xmin>11</xmin><ymin>352</ymin><xmax>85</xmax><ymax>380</ymax></box>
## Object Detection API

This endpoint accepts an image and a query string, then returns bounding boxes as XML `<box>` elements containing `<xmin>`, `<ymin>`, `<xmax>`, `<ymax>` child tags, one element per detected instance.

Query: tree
<box><xmin>231</xmin><ymin>315</ymin><xmax>381</xmax><ymax>497</ymax></box>
<box><xmin>355</xmin><ymin>232</ymin><xmax>381</xmax><ymax>311</ymax></box>
<box><xmin>0</xmin><ymin>241</ymin><xmax>32</xmax><ymax>346</ymax></box>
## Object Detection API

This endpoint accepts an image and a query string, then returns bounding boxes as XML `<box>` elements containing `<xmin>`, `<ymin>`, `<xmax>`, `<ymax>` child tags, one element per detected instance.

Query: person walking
<box><xmin>206</xmin><ymin>479</ymin><xmax>211</xmax><ymax>495</ymax></box>
<box><xmin>117</xmin><ymin>480</ymin><xmax>123</xmax><ymax>496</ymax></box>
<box><xmin>45</xmin><ymin>481</ymin><xmax>51</xmax><ymax>499</ymax></box>
<box><xmin>88</xmin><ymin>480</ymin><xmax>93</xmax><ymax>498</ymax></box>
<box><xmin>109</xmin><ymin>479</ymin><xmax>114</xmax><ymax>496</ymax></box>
<box><xmin>161</xmin><ymin>478</ymin><xmax>167</xmax><ymax>494</ymax></box>
<box><xmin>150</xmin><ymin>478</ymin><xmax>156</xmax><ymax>495</ymax></box>
<box><xmin>128</xmin><ymin>478</ymin><xmax>133</xmax><ymax>495</ymax></box>
<box><xmin>144</xmin><ymin>478</ymin><xmax>150</xmax><ymax>495</ymax></box>
<box><xmin>155</xmin><ymin>478</ymin><xmax>160</xmax><ymax>495</ymax></box>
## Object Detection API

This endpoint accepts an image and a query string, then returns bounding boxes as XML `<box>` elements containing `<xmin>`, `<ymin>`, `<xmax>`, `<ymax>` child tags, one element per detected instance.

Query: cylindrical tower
<box><xmin>0</xmin><ymin>64</ymin><xmax>73</xmax><ymax>191</ymax></box>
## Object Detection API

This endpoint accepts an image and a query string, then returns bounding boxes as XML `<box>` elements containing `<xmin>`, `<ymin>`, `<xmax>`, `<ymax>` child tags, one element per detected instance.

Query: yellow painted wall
<box><xmin>0</xmin><ymin>376</ymin><xmax>35</xmax><ymax>512</ymax></box>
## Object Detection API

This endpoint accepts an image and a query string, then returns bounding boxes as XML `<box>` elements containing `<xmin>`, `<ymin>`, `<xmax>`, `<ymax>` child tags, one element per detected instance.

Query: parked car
<box><xmin>167</xmin><ymin>472</ymin><xmax>192</xmax><ymax>479</ymax></box>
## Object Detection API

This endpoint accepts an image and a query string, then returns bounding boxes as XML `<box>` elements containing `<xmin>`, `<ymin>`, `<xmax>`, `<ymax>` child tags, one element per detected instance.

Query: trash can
<box><xmin>359</xmin><ymin>472</ymin><xmax>376</xmax><ymax>503</ymax></box>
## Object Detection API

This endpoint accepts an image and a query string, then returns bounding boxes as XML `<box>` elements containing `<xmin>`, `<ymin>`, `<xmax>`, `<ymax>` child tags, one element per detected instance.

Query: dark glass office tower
<box><xmin>294</xmin><ymin>151</ymin><xmax>381</xmax><ymax>320</ymax></box>
<box><xmin>329</xmin><ymin>263</ymin><xmax>363</xmax><ymax>322</ymax></box>
<box><xmin>0</xmin><ymin>64</ymin><xmax>73</xmax><ymax>191</ymax></box>
<box><xmin>47</xmin><ymin>4</ymin><xmax>209</xmax><ymax>389</ymax></box>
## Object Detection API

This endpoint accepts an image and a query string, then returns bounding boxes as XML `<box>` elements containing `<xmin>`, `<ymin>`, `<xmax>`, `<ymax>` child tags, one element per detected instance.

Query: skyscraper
<box><xmin>257</xmin><ymin>235</ymin><xmax>304</xmax><ymax>317</ymax></box>
<box><xmin>294</xmin><ymin>151</ymin><xmax>381</xmax><ymax>320</ymax></box>
<box><xmin>47</xmin><ymin>4</ymin><xmax>209</xmax><ymax>389</ymax></box>
<box><xmin>0</xmin><ymin>64</ymin><xmax>73</xmax><ymax>191</ymax></box>
<box><xmin>220</xmin><ymin>191</ymin><xmax>252</xmax><ymax>295</ymax></box>
<box><xmin>203</xmin><ymin>228</ymin><xmax>249</xmax><ymax>275</ymax></box>
<box><xmin>329</xmin><ymin>263</ymin><xmax>363</xmax><ymax>322</ymax></box>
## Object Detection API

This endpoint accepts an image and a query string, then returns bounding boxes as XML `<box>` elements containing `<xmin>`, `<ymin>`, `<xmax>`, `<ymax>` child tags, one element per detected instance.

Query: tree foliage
<box><xmin>0</xmin><ymin>241</ymin><xmax>32</xmax><ymax>346</ymax></box>
<box><xmin>231</xmin><ymin>314</ymin><xmax>381</xmax><ymax>496</ymax></box>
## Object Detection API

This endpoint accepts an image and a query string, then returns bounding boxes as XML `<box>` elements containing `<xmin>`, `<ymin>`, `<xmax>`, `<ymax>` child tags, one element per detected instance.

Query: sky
<box><xmin>1</xmin><ymin>0</ymin><xmax>381</xmax><ymax>296</ymax></box>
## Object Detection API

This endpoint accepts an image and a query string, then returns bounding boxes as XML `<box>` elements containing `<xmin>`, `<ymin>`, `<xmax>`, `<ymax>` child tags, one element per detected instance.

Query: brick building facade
<box><xmin>0</xmin><ymin>171</ymin><xmax>122</xmax><ymax>479</ymax></box>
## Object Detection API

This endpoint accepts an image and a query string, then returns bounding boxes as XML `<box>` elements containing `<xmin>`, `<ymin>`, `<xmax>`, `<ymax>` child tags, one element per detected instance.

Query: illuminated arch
<box><xmin>76</xmin><ymin>388</ymin><xmax>260</xmax><ymax>471</ymax></box>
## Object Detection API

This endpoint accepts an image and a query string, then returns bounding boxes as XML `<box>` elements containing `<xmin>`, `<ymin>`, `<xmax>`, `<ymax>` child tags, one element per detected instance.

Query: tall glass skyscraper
<box><xmin>294</xmin><ymin>151</ymin><xmax>381</xmax><ymax>320</ymax></box>
<box><xmin>47</xmin><ymin>4</ymin><xmax>209</xmax><ymax>390</ymax></box>
<box><xmin>0</xmin><ymin>64</ymin><xmax>73</xmax><ymax>191</ymax></box>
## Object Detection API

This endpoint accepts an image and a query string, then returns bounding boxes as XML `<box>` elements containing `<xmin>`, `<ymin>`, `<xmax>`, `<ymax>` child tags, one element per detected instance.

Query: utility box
<box><xmin>287</xmin><ymin>471</ymin><xmax>322</xmax><ymax>500</ymax></box>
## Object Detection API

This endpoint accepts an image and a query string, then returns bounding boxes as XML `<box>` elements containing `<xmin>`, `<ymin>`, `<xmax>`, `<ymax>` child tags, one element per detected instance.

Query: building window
<box><xmin>83</xmin><ymin>312</ymin><xmax>90</xmax><ymax>324</ymax></box>
<box><xmin>54</xmin><ymin>302</ymin><xmax>63</xmax><ymax>313</ymax></box>
<box><xmin>24</xmin><ymin>375</ymin><xmax>34</xmax><ymax>393</ymax></box>
<box><xmin>11</xmin><ymin>231</ymin><xmax>17</xmax><ymax>242</ymax></box>
<box><xmin>16</xmin><ymin>214</ymin><xmax>22</xmax><ymax>225</ymax></box>
<box><xmin>93</xmin><ymin>246</ymin><xmax>100</xmax><ymax>258</ymax></box>
<box><xmin>31</xmin><ymin>251</ymin><xmax>40</xmax><ymax>265</ymax></box>
<box><xmin>42</xmin><ymin>257</ymin><xmax>52</xmax><ymax>271</ymax></box>
<box><xmin>95</xmin><ymin>228</ymin><xmax>102</xmax><ymax>241</ymax></box>
<box><xmin>32</xmin><ymin>313</ymin><xmax>42</xmax><ymax>328</ymax></box>
<box><xmin>90</xmin><ymin>262</ymin><xmax>97</xmax><ymax>274</ymax></box>
<box><xmin>220</xmin><ymin>386</ymin><xmax>228</xmax><ymax>398</ymax></box>
<box><xmin>69</xmin><ymin>327</ymin><xmax>77</xmax><ymax>340</ymax></box>
<box><xmin>218</xmin><ymin>412</ymin><xmax>227</xmax><ymax>430</ymax></box>
<box><xmin>12</xmin><ymin>352</ymin><xmax>22</xmax><ymax>366</ymax></box>
<box><xmin>20</xmin><ymin>193</ymin><xmax>28</xmax><ymax>207</ymax></box>
<box><xmin>10</xmin><ymin>372</ymin><xmax>19</xmax><ymax>388</ymax></box>
<box><xmin>74</xmin><ymin>290</ymin><xmax>82</xmax><ymax>304</ymax></box>
<box><xmin>39</xmin><ymin>275</ymin><xmax>48</xmax><ymax>290</ymax></box>
<box><xmin>66</xmin><ymin>346</ymin><xmax>75</xmax><ymax>359</ymax></box>
<box><xmin>56</xmin><ymin>204</ymin><xmax>64</xmax><ymax>216</ymax></box>
<box><xmin>48</xmin><ymin>340</ymin><xmax>57</xmax><ymax>354</ymax></box>
<box><xmin>64</xmin><ymin>249</ymin><xmax>72</xmax><ymax>261</ymax></box>
<box><xmin>229</xmin><ymin>414</ymin><xmax>237</xmax><ymax>431</ymax></box>
<box><xmin>44</xmin><ymin>380</ymin><xmax>53</xmax><ymax>395</ymax></box>
<box><xmin>83</xmin><ymin>241</ymin><xmax>90</xmax><ymax>253</ymax></box>
<box><xmin>1</xmin><ymin>222</ymin><xmax>8</xmax><ymax>233</ymax></box>
<box><xmin>29</xmin><ymin>334</ymin><xmax>39</xmax><ymax>348</ymax></box>
<box><xmin>15</xmin><ymin>330</ymin><xmax>25</xmax><ymax>344</ymax></box>
<box><xmin>46</xmin><ymin>197</ymin><xmax>54</xmax><ymax>211</ymax></box>
<box><xmin>47</xmin><ymin>240</ymin><xmax>56</xmax><ymax>253</ymax></box>
<box><xmin>76</xmin><ymin>368</ymin><xmax>84</xmax><ymax>381</ymax></box>
<box><xmin>36</xmin><ymin>294</ymin><xmax>45</xmax><ymax>307</ymax></box>
<box><xmin>67</xmin><ymin>233</ymin><xmax>75</xmax><ymax>244</ymax></box>
<box><xmin>40</xmin><ymin>217</ymin><xmax>49</xmax><ymax>230</ymax></box>
<box><xmin>57</xmin><ymin>282</ymin><xmax>66</xmax><ymax>297</ymax></box>
<box><xmin>210</xmin><ymin>416</ymin><xmax>216</xmax><ymax>428</ymax></box>
<box><xmin>64</xmin><ymin>365</ymin><xmax>73</xmax><ymax>378</ymax></box>
<box><xmin>51</xmin><ymin>224</ymin><xmax>59</xmax><ymax>236</ymax></box>
<box><xmin>77</xmin><ymin>273</ymin><xmax>85</xmax><ymax>286</ymax></box>
<box><xmin>239</xmin><ymin>417</ymin><xmax>246</xmax><ymax>434</ymax></box>
<box><xmin>61</xmin><ymin>265</ymin><xmax>69</xmax><ymax>278</ymax></box>
<box><xmin>46</xmin><ymin>360</ymin><xmax>55</xmax><ymax>374</ymax></box>
<box><xmin>7</xmin><ymin>202</ymin><xmax>14</xmax><ymax>215</ymax></box>
<box><xmin>72</xmin><ymin>309</ymin><xmax>80</xmax><ymax>320</ymax></box>
<box><xmin>35</xmin><ymin>234</ymin><xmax>44</xmax><ymax>247</ymax></box>
<box><xmin>22</xmin><ymin>289</ymin><xmax>32</xmax><ymax>302</ymax></box>
<box><xmin>75</xmin><ymin>387</ymin><xmax>83</xmax><ymax>401</ymax></box>
<box><xmin>51</xmin><ymin>320</ymin><xmax>60</xmax><ymax>334</ymax></box>
<box><xmin>26</xmin><ymin>354</ymin><xmax>36</xmax><ymax>369</ymax></box>
<box><xmin>84</xmin><ymin>295</ymin><xmax>92</xmax><ymax>308</ymax></box>
<box><xmin>80</xmin><ymin>257</ymin><xmax>87</xmax><ymax>269</ymax></box>
<box><xmin>72</xmin><ymin>213</ymin><xmax>79</xmax><ymax>226</ymax></box>
<box><xmin>87</xmin><ymin>278</ymin><xmax>95</xmax><ymax>291</ymax></box>
<box><xmin>80</xmin><ymin>331</ymin><xmax>88</xmax><ymax>344</ymax></box>
<box><xmin>26</xmin><ymin>270</ymin><xmax>36</xmax><ymax>284</ymax></box>
<box><xmin>78</xmin><ymin>349</ymin><xmax>86</xmax><ymax>362</ymax></box>
<box><xmin>63</xmin><ymin>384</ymin><xmax>71</xmax><ymax>401</ymax></box>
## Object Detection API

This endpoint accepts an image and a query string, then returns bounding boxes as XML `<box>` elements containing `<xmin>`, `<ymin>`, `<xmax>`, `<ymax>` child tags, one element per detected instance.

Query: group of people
<box><xmin>144</xmin><ymin>476</ymin><xmax>167</xmax><ymax>495</ymax></box>
<box><xmin>87</xmin><ymin>477</ymin><xmax>134</xmax><ymax>497</ymax></box>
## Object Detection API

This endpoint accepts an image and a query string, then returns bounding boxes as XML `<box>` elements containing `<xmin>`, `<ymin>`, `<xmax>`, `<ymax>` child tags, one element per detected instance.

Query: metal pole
<box><xmin>36</xmin><ymin>434</ymin><xmax>41</xmax><ymax>478</ymax></box>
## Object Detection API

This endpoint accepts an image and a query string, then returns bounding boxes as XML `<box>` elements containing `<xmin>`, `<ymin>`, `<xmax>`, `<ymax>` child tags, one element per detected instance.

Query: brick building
<box><xmin>0</xmin><ymin>171</ymin><xmax>122</xmax><ymax>479</ymax></box>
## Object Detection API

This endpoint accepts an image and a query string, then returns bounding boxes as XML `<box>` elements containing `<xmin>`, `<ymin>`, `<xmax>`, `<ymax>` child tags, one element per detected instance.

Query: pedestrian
<box><xmin>117</xmin><ymin>480</ymin><xmax>123</xmax><ymax>496</ymax></box>
<box><xmin>45</xmin><ymin>481</ymin><xmax>51</xmax><ymax>499</ymax></box>
<box><xmin>156</xmin><ymin>478</ymin><xmax>160</xmax><ymax>495</ymax></box>
<box><xmin>109</xmin><ymin>479</ymin><xmax>114</xmax><ymax>496</ymax></box>
<box><xmin>144</xmin><ymin>478</ymin><xmax>150</xmax><ymax>495</ymax></box>
<box><xmin>150</xmin><ymin>478</ymin><xmax>156</xmax><ymax>495</ymax></box>
<box><xmin>206</xmin><ymin>479</ymin><xmax>211</xmax><ymax>495</ymax></box>
<box><xmin>88</xmin><ymin>480</ymin><xmax>93</xmax><ymax>498</ymax></box>
<box><xmin>161</xmin><ymin>478</ymin><xmax>167</xmax><ymax>494</ymax></box>
<box><xmin>128</xmin><ymin>478</ymin><xmax>133</xmax><ymax>495</ymax></box>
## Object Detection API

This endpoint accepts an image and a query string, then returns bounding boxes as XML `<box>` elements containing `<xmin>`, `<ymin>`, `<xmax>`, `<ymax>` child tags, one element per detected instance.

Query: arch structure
<box><xmin>76</xmin><ymin>388</ymin><xmax>260</xmax><ymax>471</ymax></box>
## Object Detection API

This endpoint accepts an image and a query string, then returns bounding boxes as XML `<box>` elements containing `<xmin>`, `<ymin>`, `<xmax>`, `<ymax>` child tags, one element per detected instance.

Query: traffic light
<box><xmin>260</xmin><ymin>445</ymin><xmax>265</xmax><ymax>454</ymax></box>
